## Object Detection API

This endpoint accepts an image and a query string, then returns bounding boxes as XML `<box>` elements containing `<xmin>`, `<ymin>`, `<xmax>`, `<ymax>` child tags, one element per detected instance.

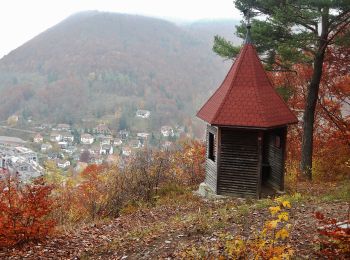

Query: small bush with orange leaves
<box><xmin>0</xmin><ymin>171</ymin><xmax>55</xmax><ymax>247</ymax></box>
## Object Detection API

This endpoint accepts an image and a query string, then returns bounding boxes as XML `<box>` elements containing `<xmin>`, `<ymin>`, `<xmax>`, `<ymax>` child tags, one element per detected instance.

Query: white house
<box><xmin>113</xmin><ymin>138</ymin><xmax>123</xmax><ymax>146</ymax></box>
<box><xmin>57</xmin><ymin>160</ymin><xmax>70</xmax><ymax>169</ymax></box>
<box><xmin>58</xmin><ymin>141</ymin><xmax>68</xmax><ymax>149</ymax></box>
<box><xmin>161</xmin><ymin>126</ymin><xmax>174</xmax><ymax>137</ymax></box>
<box><xmin>100</xmin><ymin>136</ymin><xmax>113</xmax><ymax>145</ymax></box>
<box><xmin>136</xmin><ymin>109</ymin><xmax>151</xmax><ymax>119</ymax></box>
<box><xmin>50</xmin><ymin>132</ymin><xmax>62</xmax><ymax>142</ymax></box>
<box><xmin>81</xmin><ymin>134</ymin><xmax>94</xmax><ymax>145</ymax></box>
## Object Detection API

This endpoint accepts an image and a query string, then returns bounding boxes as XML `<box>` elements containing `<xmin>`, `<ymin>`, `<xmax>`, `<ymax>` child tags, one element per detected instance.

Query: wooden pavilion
<box><xmin>196</xmin><ymin>27</ymin><xmax>298</xmax><ymax>198</ymax></box>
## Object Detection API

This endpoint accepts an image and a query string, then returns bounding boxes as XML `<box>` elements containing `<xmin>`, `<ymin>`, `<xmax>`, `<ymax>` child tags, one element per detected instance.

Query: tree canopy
<box><xmin>213</xmin><ymin>0</ymin><xmax>350</xmax><ymax>179</ymax></box>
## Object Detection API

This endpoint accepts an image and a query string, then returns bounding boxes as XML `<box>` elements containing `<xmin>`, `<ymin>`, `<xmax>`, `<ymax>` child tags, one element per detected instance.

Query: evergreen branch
<box><xmin>326</xmin><ymin>19</ymin><xmax>350</xmax><ymax>45</ymax></box>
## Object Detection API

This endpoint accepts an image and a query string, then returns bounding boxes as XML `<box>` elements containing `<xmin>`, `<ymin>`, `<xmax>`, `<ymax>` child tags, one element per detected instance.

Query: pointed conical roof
<box><xmin>196</xmin><ymin>43</ymin><xmax>298</xmax><ymax>128</ymax></box>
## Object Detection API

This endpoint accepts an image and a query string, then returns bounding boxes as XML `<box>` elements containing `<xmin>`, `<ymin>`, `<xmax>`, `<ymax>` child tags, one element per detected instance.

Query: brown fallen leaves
<box><xmin>0</xmin><ymin>189</ymin><xmax>348</xmax><ymax>259</ymax></box>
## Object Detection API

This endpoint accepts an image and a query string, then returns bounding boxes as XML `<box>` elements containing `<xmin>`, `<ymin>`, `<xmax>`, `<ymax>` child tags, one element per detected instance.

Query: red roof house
<box><xmin>197</xmin><ymin>43</ymin><xmax>297</xmax><ymax>127</ymax></box>
<box><xmin>197</xmin><ymin>25</ymin><xmax>297</xmax><ymax>198</ymax></box>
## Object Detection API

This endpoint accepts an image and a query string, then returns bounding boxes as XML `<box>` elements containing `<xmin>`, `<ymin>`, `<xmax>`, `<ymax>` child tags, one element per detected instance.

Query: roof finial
<box><xmin>243</xmin><ymin>8</ymin><xmax>252</xmax><ymax>44</ymax></box>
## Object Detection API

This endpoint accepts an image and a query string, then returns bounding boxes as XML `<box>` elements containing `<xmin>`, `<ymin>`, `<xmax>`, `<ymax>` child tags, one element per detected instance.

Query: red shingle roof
<box><xmin>197</xmin><ymin>44</ymin><xmax>298</xmax><ymax>128</ymax></box>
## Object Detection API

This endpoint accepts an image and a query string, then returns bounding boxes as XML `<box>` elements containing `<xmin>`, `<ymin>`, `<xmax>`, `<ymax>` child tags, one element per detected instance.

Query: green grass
<box><xmin>318</xmin><ymin>181</ymin><xmax>350</xmax><ymax>202</ymax></box>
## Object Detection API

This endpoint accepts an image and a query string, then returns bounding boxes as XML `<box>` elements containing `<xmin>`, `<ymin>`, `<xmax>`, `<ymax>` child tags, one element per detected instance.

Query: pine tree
<box><xmin>213</xmin><ymin>0</ymin><xmax>350</xmax><ymax>180</ymax></box>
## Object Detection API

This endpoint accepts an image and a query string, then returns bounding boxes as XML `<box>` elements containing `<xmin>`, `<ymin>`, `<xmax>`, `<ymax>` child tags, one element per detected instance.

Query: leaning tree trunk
<box><xmin>300</xmin><ymin>8</ymin><xmax>329</xmax><ymax>180</ymax></box>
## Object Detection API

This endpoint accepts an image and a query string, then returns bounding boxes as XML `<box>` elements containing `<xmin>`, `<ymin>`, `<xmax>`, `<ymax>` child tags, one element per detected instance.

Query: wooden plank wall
<box><xmin>205</xmin><ymin>125</ymin><xmax>218</xmax><ymax>193</ymax></box>
<box><xmin>263</xmin><ymin>127</ymin><xmax>286</xmax><ymax>190</ymax></box>
<box><xmin>217</xmin><ymin>128</ymin><xmax>259</xmax><ymax>197</ymax></box>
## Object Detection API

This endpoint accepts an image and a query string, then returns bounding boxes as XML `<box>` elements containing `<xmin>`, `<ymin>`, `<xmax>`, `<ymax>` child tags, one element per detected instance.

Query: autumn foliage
<box><xmin>315</xmin><ymin>210</ymin><xmax>350</xmax><ymax>258</ymax></box>
<box><xmin>48</xmin><ymin>140</ymin><xmax>206</xmax><ymax>225</ymax></box>
<box><xmin>269</xmin><ymin>45</ymin><xmax>350</xmax><ymax>181</ymax></box>
<box><xmin>0</xmin><ymin>171</ymin><xmax>55</xmax><ymax>248</ymax></box>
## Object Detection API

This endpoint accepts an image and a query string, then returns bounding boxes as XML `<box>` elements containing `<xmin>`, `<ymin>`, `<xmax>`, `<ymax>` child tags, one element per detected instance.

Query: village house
<box><xmin>62</xmin><ymin>146</ymin><xmax>76</xmax><ymax>155</ymax></box>
<box><xmin>99</xmin><ymin>135</ymin><xmax>113</xmax><ymax>145</ymax></box>
<box><xmin>113</xmin><ymin>138</ymin><xmax>123</xmax><ymax>146</ymax></box>
<box><xmin>62</xmin><ymin>132</ymin><xmax>74</xmax><ymax>143</ymax></box>
<box><xmin>99</xmin><ymin>144</ymin><xmax>114</xmax><ymax>155</ymax></box>
<box><xmin>13</xmin><ymin>147</ymin><xmax>37</xmax><ymax>162</ymax></box>
<box><xmin>80</xmin><ymin>133</ymin><xmax>94</xmax><ymax>145</ymax></box>
<box><xmin>137</xmin><ymin>132</ymin><xmax>150</xmax><ymax>139</ymax></box>
<box><xmin>0</xmin><ymin>145</ymin><xmax>43</xmax><ymax>181</ymax></box>
<box><xmin>93</xmin><ymin>124</ymin><xmax>111</xmax><ymax>135</ymax></box>
<box><xmin>161</xmin><ymin>126</ymin><xmax>174</xmax><ymax>137</ymax></box>
<box><xmin>41</xmin><ymin>143</ymin><xmax>52</xmax><ymax>152</ymax></box>
<box><xmin>58</xmin><ymin>141</ymin><xmax>68</xmax><ymax>149</ymax></box>
<box><xmin>57</xmin><ymin>159</ymin><xmax>70</xmax><ymax>169</ymax></box>
<box><xmin>50</xmin><ymin>132</ymin><xmax>62</xmax><ymax>142</ymax></box>
<box><xmin>136</xmin><ymin>109</ymin><xmax>151</xmax><ymax>119</ymax></box>
<box><xmin>33</xmin><ymin>133</ymin><xmax>43</xmax><ymax>143</ymax></box>
<box><xmin>55</xmin><ymin>124</ymin><xmax>71</xmax><ymax>131</ymax></box>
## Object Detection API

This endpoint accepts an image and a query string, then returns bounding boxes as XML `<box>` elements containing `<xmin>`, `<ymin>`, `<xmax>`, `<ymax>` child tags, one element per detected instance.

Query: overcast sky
<box><xmin>0</xmin><ymin>0</ymin><xmax>242</xmax><ymax>58</ymax></box>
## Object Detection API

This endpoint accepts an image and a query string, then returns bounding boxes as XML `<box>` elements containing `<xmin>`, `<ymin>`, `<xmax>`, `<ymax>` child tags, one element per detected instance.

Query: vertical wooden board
<box><xmin>205</xmin><ymin>125</ymin><xmax>218</xmax><ymax>192</ymax></box>
<box><xmin>217</xmin><ymin>128</ymin><xmax>259</xmax><ymax>197</ymax></box>
<box><xmin>257</xmin><ymin>131</ymin><xmax>263</xmax><ymax>198</ymax></box>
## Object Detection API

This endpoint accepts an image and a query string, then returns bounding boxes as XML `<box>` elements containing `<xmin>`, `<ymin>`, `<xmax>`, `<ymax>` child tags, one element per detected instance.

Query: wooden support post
<box><xmin>257</xmin><ymin>131</ymin><xmax>263</xmax><ymax>199</ymax></box>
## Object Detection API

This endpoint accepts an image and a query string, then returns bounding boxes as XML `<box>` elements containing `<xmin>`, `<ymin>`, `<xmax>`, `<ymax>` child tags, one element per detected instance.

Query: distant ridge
<box><xmin>0</xmin><ymin>11</ymin><xmax>239</xmax><ymax>126</ymax></box>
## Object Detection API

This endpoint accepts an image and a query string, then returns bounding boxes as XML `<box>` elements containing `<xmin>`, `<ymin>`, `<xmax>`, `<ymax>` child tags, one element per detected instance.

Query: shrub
<box><xmin>315</xmin><ymin>210</ymin><xmax>350</xmax><ymax>258</ymax></box>
<box><xmin>49</xmin><ymin>141</ymin><xmax>206</xmax><ymax>225</ymax></box>
<box><xmin>0</xmin><ymin>171</ymin><xmax>55</xmax><ymax>247</ymax></box>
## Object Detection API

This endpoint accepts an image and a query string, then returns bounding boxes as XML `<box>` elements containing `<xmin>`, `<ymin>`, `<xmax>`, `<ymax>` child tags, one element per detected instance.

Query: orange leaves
<box><xmin>171</xmin><ymin>140</ymin><xmax>205</xmax><ymax>186</ymax></box>
<box><xmin>269</xmin><ymin>45</ymin><xmax>350</xmax><ymax>180</ymax></box>
<box><xmin>315</xmin><ymin>209</ymin><xmax>350</xmax><ymax>258</ymax></box>
<box><xmin>0</xmin><ymin>171</ymin><xmax>55</xmax><ymax>247</ymax></box>
<box><xmin>276</xmin><ymin>228</ymin><xmax>289</xmax><ymax>240</ymax></box>
<box><xmin>269</xmin><ymin>206</ymin><xmax>281</xmax><ymax>216</ymax></box>
<box><xmin>49</xmin><ymin>141</ymin><xmax>206</xmax><ymax>225</ymax></box>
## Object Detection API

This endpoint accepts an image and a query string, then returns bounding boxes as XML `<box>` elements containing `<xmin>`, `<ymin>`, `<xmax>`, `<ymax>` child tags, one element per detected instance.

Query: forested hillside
<box><xmin>0</xmin><ymin>11</ymin><xmax>239</xmax><ymax>126</ymax></box>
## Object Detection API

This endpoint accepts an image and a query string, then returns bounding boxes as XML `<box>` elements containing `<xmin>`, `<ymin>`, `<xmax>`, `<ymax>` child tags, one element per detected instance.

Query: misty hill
<box><xmin>0</xmin><ymin>11</ymin><xmax>240</xmax><ymax>127</ymax></box>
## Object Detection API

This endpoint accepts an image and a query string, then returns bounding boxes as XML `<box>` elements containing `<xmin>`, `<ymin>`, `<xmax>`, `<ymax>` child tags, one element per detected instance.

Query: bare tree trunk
<box><xmin>300</xmin><ymin>7</ymin><xmax>329</xmax><ymax>180</ymax></box>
